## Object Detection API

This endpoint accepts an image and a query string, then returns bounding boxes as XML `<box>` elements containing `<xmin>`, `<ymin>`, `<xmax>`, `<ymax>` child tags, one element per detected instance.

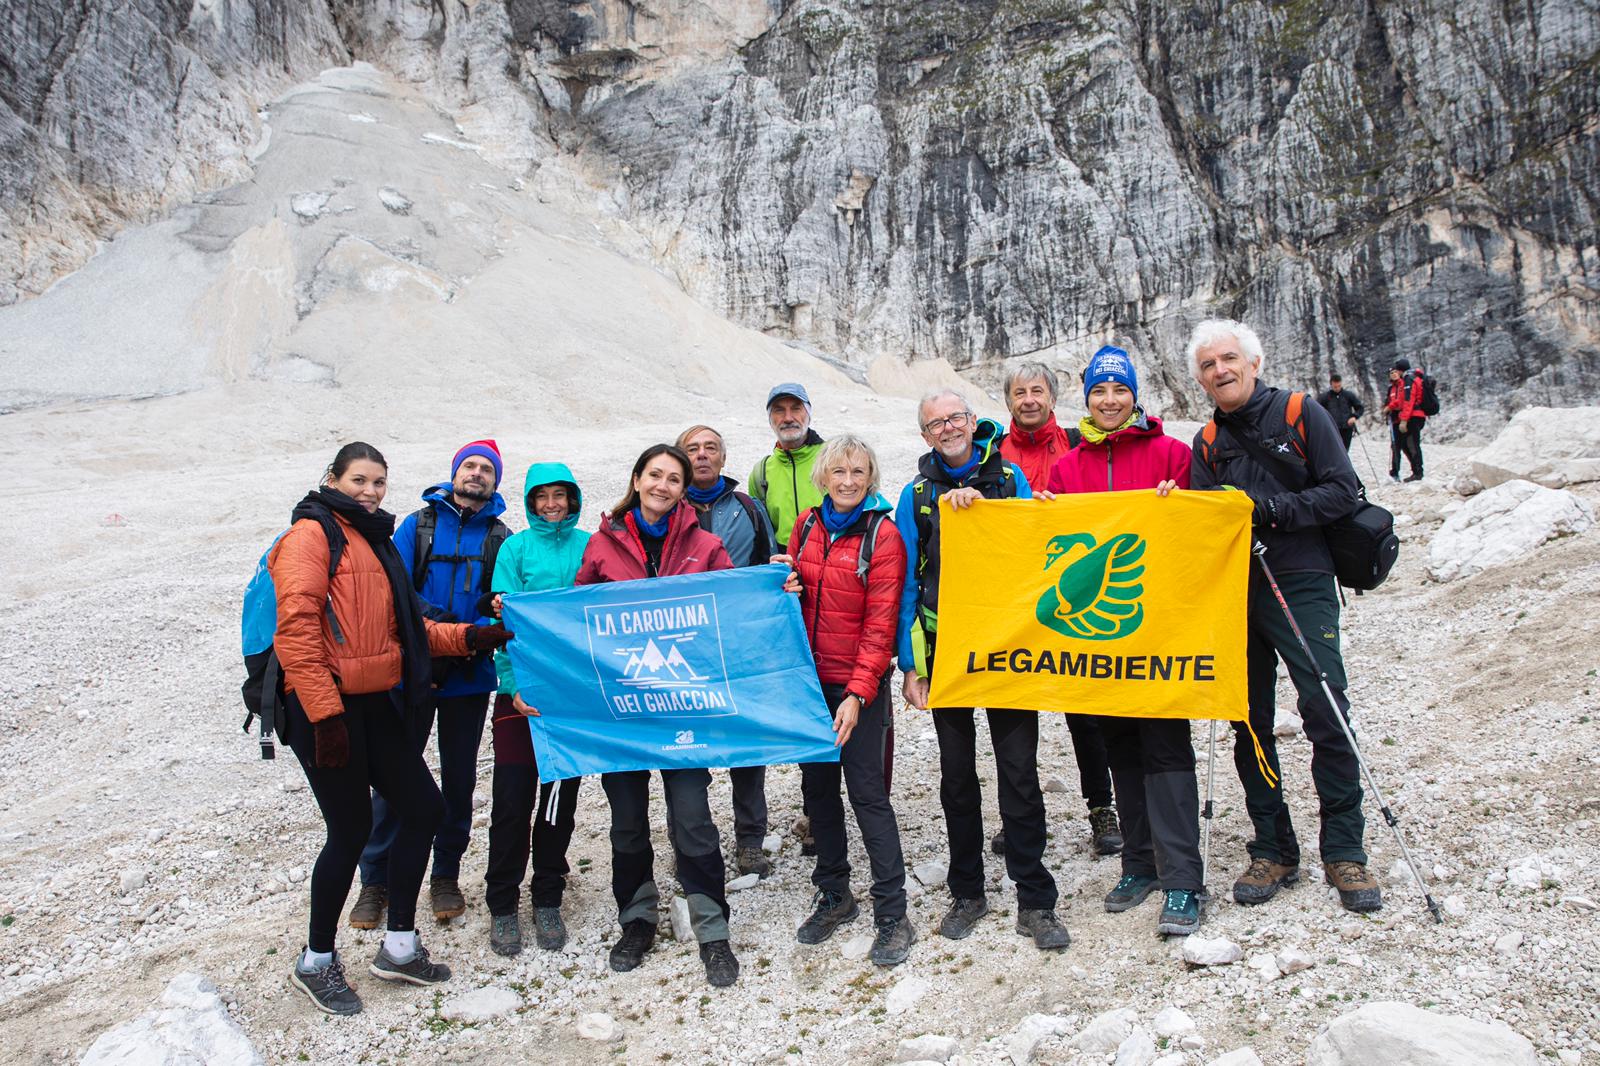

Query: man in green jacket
<box><xmin>748</xmin><ymin>383</ymin><xmax>825</xmax><ymax>552</ymax></box>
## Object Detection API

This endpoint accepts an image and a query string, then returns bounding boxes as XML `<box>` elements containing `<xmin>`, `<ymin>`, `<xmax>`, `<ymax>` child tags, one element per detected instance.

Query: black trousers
<box><xmin>1389</xmin><ymin>419</ymin><xmax>1424</xmax><ymax>477</ymax></box>
<box><xmin>285</xmin><ymin>690</ymin><xmax>443</xmax><ymax>953</ymax></box>
<box><xmin>601</xmin><ymin>768</ymin><xmax>729</xmax><ymax>942</ymax></box>
<box><xmin>1064</xmin><ymin>713</ymin><xmax>1114</xmax><ymax>810</ymax></box>
<box><xmin>801</xmin><ymin>683</ymin><xmax>907</xmax><ymax>920</ymax></box>
<box><xmin>1099</xmin><ymin>715</ymin><xmax>1203</xmax><ymax>892</ymax></box>
<box><xmin>933</xmin><ymin>706</ymin><xmax>1057</xmax><ymax>909</ymax></box>
<box><xmin>485</xmin><ymin>696</ymin><xmax>580</xmax><ymax>914</ymax></box>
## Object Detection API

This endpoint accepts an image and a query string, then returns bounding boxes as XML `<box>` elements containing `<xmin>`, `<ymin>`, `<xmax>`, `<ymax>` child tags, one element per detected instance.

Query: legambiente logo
<box><xmin>1033</xmin><ymin>532</ymin><xmax>1146</xmax><ymax>640</ymax></box>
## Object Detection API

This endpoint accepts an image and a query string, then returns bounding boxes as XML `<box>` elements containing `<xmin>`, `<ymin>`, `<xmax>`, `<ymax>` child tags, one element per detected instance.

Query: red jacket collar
<box><xmin>1007</xmin><ymin>414</ymin><xmax>1066</xmax><ymax>447</ymax></box>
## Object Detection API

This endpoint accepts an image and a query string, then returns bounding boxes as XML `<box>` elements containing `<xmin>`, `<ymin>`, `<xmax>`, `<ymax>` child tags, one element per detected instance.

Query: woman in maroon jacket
<box><xmin>574</xmin><ymin>443</ymin><xmax>741</xmax><ymax>988</ymax></box>
<box><xmin>780</xmin><ymin>434</ymin><xmax>914</xmax><ymax>967</ymax></box>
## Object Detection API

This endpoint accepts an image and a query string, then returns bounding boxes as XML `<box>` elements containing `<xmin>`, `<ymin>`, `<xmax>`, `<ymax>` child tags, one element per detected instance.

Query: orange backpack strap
<box><xmin>1284</xmin><ymin>392</ymin><xmax>1308</xmax><ymax>459</ymax></box>
<box><xmin>1199</xmin><ymin>419</ymin><xmax>1219</xmax><ymax>473</ymax></box>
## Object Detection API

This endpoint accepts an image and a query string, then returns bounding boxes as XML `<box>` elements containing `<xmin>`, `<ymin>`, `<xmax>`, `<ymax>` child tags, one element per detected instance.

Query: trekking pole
<box><xmin>1352</xmin><ymin>425</ymin><xmax>1383</xmax><ymax>488</ymax></box>
<box><xmin>1251</xmin><ymin>543</ymin><xmax>1443</xmax><ymax>923</ymax></box>
<box><xmin>1200</xmin><ymin>719</ymin><xmax>1217</xmax><ymax>903</ymax></box>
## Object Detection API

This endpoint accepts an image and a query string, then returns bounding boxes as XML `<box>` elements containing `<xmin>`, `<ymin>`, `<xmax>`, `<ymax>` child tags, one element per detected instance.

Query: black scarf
<box><xmin>292</xmin><ymin>487</ymin><xmax>433</xmax><ymax>721</ymax></box>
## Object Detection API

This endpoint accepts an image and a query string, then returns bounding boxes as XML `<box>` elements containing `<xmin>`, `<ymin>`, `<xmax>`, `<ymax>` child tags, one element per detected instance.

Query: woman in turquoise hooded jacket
<box><xmin>482</xmin><ymin>462</ymin><xmax>588</xmax><ymax>957</ymax></box>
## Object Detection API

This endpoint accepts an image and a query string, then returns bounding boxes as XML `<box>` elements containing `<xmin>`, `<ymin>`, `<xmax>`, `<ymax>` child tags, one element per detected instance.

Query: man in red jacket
<box><xmin>1385</xmin><ymin>359</ymin><xmax>1426</xmax><ymax>482</ymax></box>
<box><xmin>998</xmin><ymin>360</ymin><xmax>1122</xmax><ymax>857</ymax></box>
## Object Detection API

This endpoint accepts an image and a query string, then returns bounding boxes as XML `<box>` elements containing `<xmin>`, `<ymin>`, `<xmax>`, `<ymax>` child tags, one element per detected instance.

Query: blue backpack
<box><xmin>241</xmin><ymin>524</ymin><xmax>345</xmax><ymax>759</ymax></box>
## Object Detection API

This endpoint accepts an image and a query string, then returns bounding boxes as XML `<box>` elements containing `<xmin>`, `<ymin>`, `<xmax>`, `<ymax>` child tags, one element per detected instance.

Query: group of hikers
<box><xmin>1314</xmin><ymin>359</ymin><xmax>1436</xmax><ymax>482</ymax></box>
<box><xmin>264</xmin><ymin>318</ymin><xmax>1389</xmax><ymax>1016</ymax></box>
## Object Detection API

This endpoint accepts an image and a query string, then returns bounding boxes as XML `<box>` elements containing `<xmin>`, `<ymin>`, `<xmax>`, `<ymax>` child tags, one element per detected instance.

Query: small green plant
<box><xmin>1381</xmin><ymin>736</ymin><xmax>1396</xmax><ymax>746</ymax></box>
<box><xmin>265</xmin><ymin>946</ymin><xmax>277</xmax><ymax>955</ymax></box>
<box><xmin>1</xmin><ymin>914</ymin><xmax>13</xmax><ymax>928</ymax></box>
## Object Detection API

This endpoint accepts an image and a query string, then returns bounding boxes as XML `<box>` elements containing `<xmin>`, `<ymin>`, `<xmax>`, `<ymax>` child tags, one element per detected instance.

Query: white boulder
<box><xmin>1209</xmin><ymin>1050</ymin><xmax>1264</xmax><ymax>1066</ymax></box>
<box><xmin>1182</xmin><ymin>936</ymin><xmax>1244</xmax><ymax>966</ymax></box>
<box><xmin>1275</xmin><ymin>947</ymin><xmax>1315</xmax><ymax>974</ymax></box>
<box><xmin>669</xmin><ymin>896</ymin><xmax>693</xmax><ymax>941</ymax></box>
<box><xmin>1113</xmin><ymin>1028</ymin><xmax>1158</xmax><ymax>1066</ymax></box>
<box><xmin>1306</xmin><ymin>1001</ymin><xmax>1537</xmax><ymax>1065</ymax></box>
<box><xmin>440</xmin><ymin>986</ymin><xmax>521</xmax><ymax>1022</ymax></box>
<box><xmin>1074</xmin><ymin>1007</ymin><xmax>1138</xmax><ymax>1053</ymax></box>
<box><xmin>912</xmin><ymin>860</ymin><xmax>949</xmax><ymax>887</ymax></box>
<box><xmin>896</xmin><ymin>1034</ymin><xmax>959</xmax><ymax>1062</ymax></box>
<box><xmin>1426</xmin><ymin>479</ymin><xmax>1593</xmax><ymax>581</ymax></box>
<box><xmin>576</xmin><ymin>1012</ymin><xmax>622</xmax><ymax>1042</ymax></box>
<box><xmin>82</xmin><ymin>972</ymin><xmax>263</xmax><ymax>1066</ymax></box>
<box><xmin>1151</xmin><ymin>1006</ymin><xmax>1197</xmax><ymax>1038</ymax></box>
<box><xmin>1008</xmin><ymin>1013</ymin><xmax>1072</xmax><ymax>1065</ymax></box>
<box><xmin>725</xmin><ymin>872</ymin><xmax>761</xmax><ymax>892</ymax></box>
<box><xmin>1471</xmin><ymin>406</ymin><xmax>1600</xmax><ymax>489</ymax></box>
<box><xmin>887</xmin><ymin>976</ymin><xmax>931</xmax><ymax>1014</ymax></box>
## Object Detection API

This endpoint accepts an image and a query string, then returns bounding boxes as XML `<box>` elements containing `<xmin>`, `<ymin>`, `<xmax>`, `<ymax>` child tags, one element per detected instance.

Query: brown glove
<box><xmin>464</xmin><ymin>624</ymin><xmax>514</xmax><ymax>651</ymax></box>
<box><xmin>312</xmin><ymin>715</ymin><xmax>350</xmax><ymax>770</ymax></box>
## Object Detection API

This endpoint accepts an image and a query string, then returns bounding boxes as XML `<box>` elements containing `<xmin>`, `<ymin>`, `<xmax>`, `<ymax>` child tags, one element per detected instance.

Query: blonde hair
<box><xmin>1186</xmin><ymin>319</ymin><xmax>1265</xmax><ymax>381</ymax></box>
<box><xmin>810</xmin><ymin>434</ymin><xmax>881</xmax><ymax>497</ymax></box>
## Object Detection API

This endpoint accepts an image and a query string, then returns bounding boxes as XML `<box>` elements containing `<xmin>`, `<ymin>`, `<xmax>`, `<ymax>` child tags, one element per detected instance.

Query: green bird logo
<box><xmin>1034</xmin><ymin>532</ymin><xmax>1146</xmax><ymax>640</ymax></box>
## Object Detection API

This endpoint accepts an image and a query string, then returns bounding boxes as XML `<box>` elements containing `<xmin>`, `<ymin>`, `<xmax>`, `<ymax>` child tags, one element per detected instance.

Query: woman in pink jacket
<box><xmin>1046</xmin><ymin>346</ymin><xmax>1203</xmax><ymax>937</ymax></box>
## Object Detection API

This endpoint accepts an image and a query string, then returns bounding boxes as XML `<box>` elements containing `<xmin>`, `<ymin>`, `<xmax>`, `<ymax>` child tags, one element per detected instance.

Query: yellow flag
<box><xmin>925</xmin><ymin>490</ymin><xmax>1253</xmax><ymax>721</ymax></box>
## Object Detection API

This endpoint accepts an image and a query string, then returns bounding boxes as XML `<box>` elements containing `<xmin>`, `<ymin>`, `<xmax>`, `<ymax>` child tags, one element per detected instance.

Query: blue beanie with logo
<box><xmin>1083</xmin><ymin>345</ymin><xmax>1138</xmax><ymax>402</ymax></box>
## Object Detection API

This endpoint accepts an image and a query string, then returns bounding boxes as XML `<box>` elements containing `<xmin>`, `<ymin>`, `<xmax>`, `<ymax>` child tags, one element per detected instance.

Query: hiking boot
<box><xmin>608</xmin><ymin>918</ymin><xmax>657</xmax><ymax>972</ymax></box>
<box><xmin>489</xmin><ymin>914</ymin><xmax>522</xmax><ymax>957</ymax></box>
<box><xmin>938</xmin><ymin>896</ymin><xmax>989</xmax><ymax>940</ymax></box>
<box><xmin>289</xmin><ymin>951</ymin><xmax>362</xmax><ymax>1016</ymax></box>
<box><xmin>1088</xmin><ymin>806</ymin><xmax>1124</xmax><ymax>856</ymax></box>
<box><xmin>1233</xmin><ymin>857</ymin><xmax>1300</xmax><ymax>905</ymax></box>
<box><xmin>347</xmin><ymin>884</ymin><xmax>386</xmax><ymax>930</ymax></box>
<box><xmin>1324</xmin><ymin>861</ymin><xmax>1384</xmax><ymax>913</ymax></box>
<box><xmin>370</xmin><ymin>940</ymin><xmax>450</xmax><ymax>985</ymax></box>
<box><xmin>700</xmin><ymin>939</ymin><xmax>740</xmax><ymax>987</ymax></box>
<box><xmin>796</xmin><ymin>889</ymin><xmax>860</xmax><ymax>945</ymax></box>
<box><xmin>1103</xmin><ymin>873</ymin><xmax>1160</xmax><ymax>913</ymax></box>
<box><xmin>1403</xmin><ymin>473</ymin><xmax>1424</xmax><ymax>483</ymax></box>
<box><xmin>1156</xmin><ymin>890</ymin><xmax>1201</xmax><ymax>936</ymax></box>
<box><xmin>533</xmin><ymin>906</ymin><xmax>568</xmax><ymax>951</ymax></box>
<box><xmin>869</xmin><ymin>915</ymin><xmax>915</xmax><ymax>966</ymax></box>
<box><xmin>991</xmin><ymin>829</ymin><xmax>1006</xmax><ymax>855</ymax></box>
<box><xmin>736</xmin><ymin>845</ymin><xmax>773</xmax><ymax>879</ymax></box>
<box><xmin>430</xmin><ymin>877</ymin><xmax>466</xmax><ymax>922</ymax></box>
<box><xmin>1016</xmin><ymin>908</ymin><xmax>1071</xmax><ymax>951</ymax></box>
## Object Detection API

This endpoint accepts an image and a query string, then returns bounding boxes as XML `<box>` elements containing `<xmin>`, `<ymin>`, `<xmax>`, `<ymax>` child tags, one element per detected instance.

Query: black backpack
<box><xmin>412</xmin><ymin>505</ymin><xmax>512</xmax><ymax>682</ymax></box>
<box><xmin>1417</xmin><ymin>371</ymin><xmax>1441</xmax><ymax>417</ymax></box>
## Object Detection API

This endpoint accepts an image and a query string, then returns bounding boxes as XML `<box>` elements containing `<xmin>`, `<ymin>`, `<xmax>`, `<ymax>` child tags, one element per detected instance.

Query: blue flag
<box><xmin>502</xmin><ymin>565</ymin><xmax>839</xmax><ymax>783</ymax></box>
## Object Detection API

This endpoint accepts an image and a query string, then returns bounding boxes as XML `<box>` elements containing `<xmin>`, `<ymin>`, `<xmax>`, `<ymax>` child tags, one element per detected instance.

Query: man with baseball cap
<box><xmin>748</xmin><ymin>384</ymin><xmax>826</xmax><ymax>553</ymax></box>
<box><xmin>349</xmin><ymin>439</ymin><xmax>513</xmax><ymax>930</ymax></box>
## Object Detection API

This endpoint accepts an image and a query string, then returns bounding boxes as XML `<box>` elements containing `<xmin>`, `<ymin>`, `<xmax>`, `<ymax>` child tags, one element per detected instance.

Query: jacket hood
<box><xmin>521</xmin><ymin>461</ymin><xmax>583</xmax><ymax>535</ymax></box>
<box><xmin>421</xmin><ymin>482</ymin><xmax>508</xmax><ymax>522</ymax></box>
<box><xmin>1076</xmin><ymin>411</ymin><xmax>1167</xmax><ymax>448</ymax></box>
<box><xmin>861</xmin><ymin>491</ymin><xmax>894</xmax><ymax>514</ymax></box>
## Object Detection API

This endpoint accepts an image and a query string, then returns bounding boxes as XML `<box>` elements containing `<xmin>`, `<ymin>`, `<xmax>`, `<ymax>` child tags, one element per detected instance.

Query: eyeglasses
<box><xmin>922</xmin><ymin>411</ymin><xmax>973</xmax><ymax>434</ymax></box>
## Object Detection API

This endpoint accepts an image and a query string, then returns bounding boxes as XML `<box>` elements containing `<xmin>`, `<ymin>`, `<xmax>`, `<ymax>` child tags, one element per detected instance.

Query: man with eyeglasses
<box><xmin>893</xmin><ymin>390</ymin><xmax>1071</xmax><ymax>951</ymax></box>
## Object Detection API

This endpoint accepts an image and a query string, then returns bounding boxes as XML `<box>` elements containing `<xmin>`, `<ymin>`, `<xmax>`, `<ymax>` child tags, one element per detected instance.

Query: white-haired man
<box><xmin>1186</xmin><ymin>319</ymin><xmax>1381</xmax><ymax>914</ymax></box>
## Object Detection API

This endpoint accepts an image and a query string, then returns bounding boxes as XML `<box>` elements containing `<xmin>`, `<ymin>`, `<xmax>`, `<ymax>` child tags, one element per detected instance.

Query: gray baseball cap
<box><xmin>766</xmin><ymin>382</ymin><xmax>812</xmax><ymax>408</ymax></box>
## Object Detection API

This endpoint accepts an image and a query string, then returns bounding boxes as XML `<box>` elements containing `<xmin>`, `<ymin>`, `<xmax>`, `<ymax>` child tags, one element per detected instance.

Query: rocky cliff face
<box><xmin>3</xmin><ymin>0</ymin><xmax>1596</xmax><ymax>424</ymax></box>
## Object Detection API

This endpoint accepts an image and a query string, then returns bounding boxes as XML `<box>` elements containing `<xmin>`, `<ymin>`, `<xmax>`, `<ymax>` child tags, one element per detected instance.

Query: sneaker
<box><xmin>430</xmin><ymin>877</ymin><xmax>466</xmax><ymax>922</ymax></box>
<box><xmin>1233</xmin><ymin>857</ymin><xmax>1300</xmax><ymax>905</ymax></box>
<box><xmin>1156</xmin><ymin>890</ymin><xmax>1201</xmax><ymax>935</ymax></box>
<box><xmin>796</xmin><ymin>889</ymin><xmax>860</xmax><ymax>945</ymax></box>
<box><xmin>1324</xmin><ymin>861</ymin><xmax>1384</xmax><ymax>913</ymax></box>
<box><xmin>608</xmin><ymin>918</ymin><xmax>657</xmax><ymax>972</ymax></box>
<box><xmin>938</xmin><ymin>896</ymin><xmax>989</xmax><ymax>940</ymax></box>
<box><xmin>289</xmin><ymin>951</ymin><xmax>362</xmax><ymax>1016</ymax></box>
<box><xmin>1103</xmin><ymin>873</ymin><xmax>1160</xmax><ymax>913</ymax></box>
<box><xmin>1088</xmin><ymin>806</ymin><xmax>1124</xmax><ymax>856</ymax></box>
<box><xmin>347</xmin><ymin>884</ymin><xmax>386</xmax><ymax>930</ymax></box>
<box><xmin>1016</xmin><ymin>908</ymin><xmax>1071</xmax><ymax>951</ymax></box>
<box><xmin>990</xmin><ymin>829</ymin><xmax>1006</xmax><ymax>855</ymax></box>
<box><xmin>489</xmin><ymin>914</ymin><xmax>522</xmax><ymax>957</ymax></box>
<box><xmin>700</xmin><ymin>939</ymin><xmax>740</xmax><ymax>987</ymax></box>
<box><xmin>533</xmin><ymin>906</ymin><xmax>568</xmax><ymax>951</ymax></box>
<box><xmin>369</xmin><ymin>940</ymin><xmax>451</xmax><ymax>985</ymax></box>
<box><xmin>869</xmin><ymin>916</ymin><xmax>915</xmax><ymax>966</ymax></box>
<box><xmin>736</xmin><ymin>845</ymin><xmax>774</xmax><ymax>879</ymax></box>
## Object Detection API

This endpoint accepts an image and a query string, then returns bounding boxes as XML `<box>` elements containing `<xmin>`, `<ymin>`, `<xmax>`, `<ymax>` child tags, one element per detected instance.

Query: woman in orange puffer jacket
<box><xmin>269</xmin><ymin>441</ymin><xmax>512</xmax><ymax>1016</ymax></box>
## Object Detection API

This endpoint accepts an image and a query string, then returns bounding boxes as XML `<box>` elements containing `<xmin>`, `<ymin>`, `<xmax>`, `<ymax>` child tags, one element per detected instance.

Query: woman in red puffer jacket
<box><xmin>781</xmin><ymin>433</ymin><xmax>913</xmax><ymax>967</ymax></box>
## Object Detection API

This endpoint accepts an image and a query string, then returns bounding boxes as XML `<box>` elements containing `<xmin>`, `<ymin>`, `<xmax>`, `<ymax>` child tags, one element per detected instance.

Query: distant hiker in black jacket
<box><xmin>1186</xmin><ymin>319</ymin><xmax>1382</xmax><ymax>917</ymax></box>
<box><xmin>1315</xmin><ymin>374</ymin><xmax>1364</xmax><ymax>451</ymax></box>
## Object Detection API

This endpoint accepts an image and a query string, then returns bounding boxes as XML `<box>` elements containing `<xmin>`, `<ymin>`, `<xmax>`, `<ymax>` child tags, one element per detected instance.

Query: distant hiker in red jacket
<box><xmin>1046</xmin><ymin>347</ymin><xmax>1204</xmax><ymax>937</ymax></box>
<box><xmin>778</xmin><ymin>434</ymin><xmax>913</xmax><ymax>967</ymax></box>
<box><xmin>574</xmin><ymin>443</ymin><xmax>741</xmax><ymax>988</ymax></box>
<box><xmin>1385</xmin><ymin>358</ymin><xmax>1426</xmax><ymax>482</ymax></box>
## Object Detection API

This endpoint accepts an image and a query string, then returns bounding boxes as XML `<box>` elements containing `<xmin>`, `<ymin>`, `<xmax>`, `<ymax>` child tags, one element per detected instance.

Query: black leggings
<box><xmin>286</xmin><ymin>690</ymin><xmax>443</xmax><ymax>953</ymax></box>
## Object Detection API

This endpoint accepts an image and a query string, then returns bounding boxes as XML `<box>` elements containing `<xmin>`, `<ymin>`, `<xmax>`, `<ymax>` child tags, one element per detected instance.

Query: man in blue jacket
<box><xmin>349</xmin><ymin>440</ymin><xmax>512</xmax><ymax>928</ymax></box>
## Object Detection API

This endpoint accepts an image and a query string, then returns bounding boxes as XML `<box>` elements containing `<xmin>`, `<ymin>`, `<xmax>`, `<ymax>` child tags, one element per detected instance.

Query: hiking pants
<box><xmin>1099</xmin><ymin>715</ymin><xmax>1203</xmax><ymax>892</ymax></box>
<box><xmin>801</xmin><ymin>683</ymin><xmax>908</xmax><ymax>920</ymax></box>
<box><xmin>360</xmin><ymin>691</ymin><xmax>489</xmax><ymax>886</ymax></box>
<box><xmin>1233</xmin><ymin>571</ymin><xmax>1367</xmax><ymax>867</ymax></box>
<box><xmin>285</xmin><ymin>690</ymin><xmax>443</xmax><ymax>953</ymax></box>
<box><xmin>601</xmin><ymin>768</ymin><xmax>729</xmax><ymax>943</ymax></box>
<box><xmin>730</xmin><ymin>765</ymin><xmax>768</xmax><ymax>849</ymax></box>
<box><xmin>484</xmin><ymin>696</ymin><xmax>580</xmax><ymax>914</ymax></box>
<box><xmin>933</xmin><ymin>705</ymin><xmax>1058</xmax><ymax>909</ymax></box>
<box><xmin>1064</xmin><ymin>713</ymin><xmax>1115</xmax><ymax>810</ymax></box>
<box><xmin>1389</xmin><ymin>420</ymin><xmax>1423</xmax><ymax>478</ymax></box>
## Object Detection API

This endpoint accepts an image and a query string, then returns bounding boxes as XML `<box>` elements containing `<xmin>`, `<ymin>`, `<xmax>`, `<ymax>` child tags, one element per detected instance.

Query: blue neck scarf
<box><xmin>821</xmin><ymin>496</ymin><xmax>865</xmax><ymax>534</ymax></box>
<box><xmin>685</xmin><ymin>477</ymin><xmax>728</xmax><ymax>505</ymax></box>
<box><xmin>630</xmin><ymin>506</ymin><xmax>671</xmax><ymax>539</ymax></box>
<box><xmin>937</xmin><ymin>449</ymin><xmax>981</xmax><ymax>483</ymax></box>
